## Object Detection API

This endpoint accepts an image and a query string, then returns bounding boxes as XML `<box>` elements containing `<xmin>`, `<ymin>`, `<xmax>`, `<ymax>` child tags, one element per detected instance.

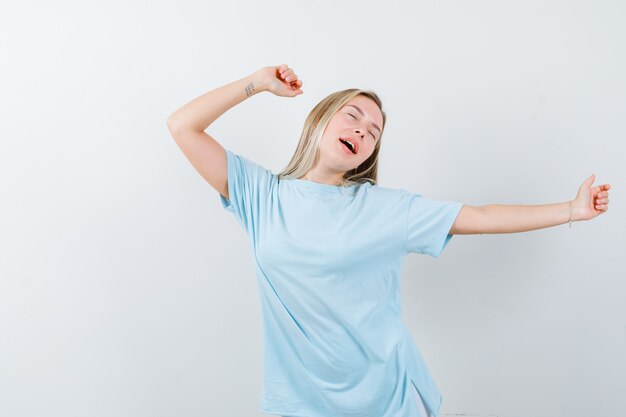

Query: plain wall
<box><xmin>1</xmin><ymin>1</ymin><xmax>624</xmax><ymax>416</ymax></box>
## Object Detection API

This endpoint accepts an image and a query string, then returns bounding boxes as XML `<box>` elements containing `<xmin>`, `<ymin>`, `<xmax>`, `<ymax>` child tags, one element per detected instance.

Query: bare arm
<box><xmin>166</xmin><ymin>65</ymin><xmax>303</xmax><ymax>200</ymax></box>
<box><xmin>450</xmin><ymin>175</ymin><xmax>611</xmax><ymax>235</ymax></box>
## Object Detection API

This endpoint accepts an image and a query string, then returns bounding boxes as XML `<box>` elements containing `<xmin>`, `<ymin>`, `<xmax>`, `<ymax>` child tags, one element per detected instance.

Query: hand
<box><xmin>571</xmin><ymin>174</ymin><xmax>611</xmax><ymax>221</ymax></box>
<box><xmin>254</xmin><ymin>64</ymin><xmax>303</xmax><ymax>97</ymax></box>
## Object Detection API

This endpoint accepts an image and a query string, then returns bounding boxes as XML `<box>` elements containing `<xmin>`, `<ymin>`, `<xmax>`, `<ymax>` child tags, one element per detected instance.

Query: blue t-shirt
<box><xmin>219</xmin><ymin>149</ymin><xmax>464</xmax><ymax>417</ymax></box>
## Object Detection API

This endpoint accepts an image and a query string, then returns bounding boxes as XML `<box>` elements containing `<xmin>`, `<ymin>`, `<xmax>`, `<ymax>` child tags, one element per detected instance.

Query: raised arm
<box><xmin>166</xmin><ymin>64</ymin><xmax>303</xmax><ymax>200</ymax></box>
<box><xmin>450</xmin><ymin>175</ymin><xmax>611</xmax><ymax>235</ymax></box>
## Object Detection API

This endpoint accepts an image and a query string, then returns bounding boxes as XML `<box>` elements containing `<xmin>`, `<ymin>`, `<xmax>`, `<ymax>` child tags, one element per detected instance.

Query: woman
<box><xmin>166</xmin><ymin>64</ymin><xmax>611</xmax><ymax>417</ymax></box>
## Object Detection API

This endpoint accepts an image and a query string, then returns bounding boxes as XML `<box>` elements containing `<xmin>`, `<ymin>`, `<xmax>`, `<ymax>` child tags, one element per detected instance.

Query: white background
<box><xmin>1</xmin><ymin>1</ymin><xmax>624</xmax><ymax>416</ymax></box>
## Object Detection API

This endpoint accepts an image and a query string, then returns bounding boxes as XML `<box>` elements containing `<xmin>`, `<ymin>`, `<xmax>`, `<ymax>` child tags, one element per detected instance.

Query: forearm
<box><xmin>167</xmin><ymin>72</ymin><xmax>266</xmax><ymax>132</ymax></box>
<box><xmin>480</xmin><ymin>201</ymin><xmax>573</xmax><ymax>234</ymax></box>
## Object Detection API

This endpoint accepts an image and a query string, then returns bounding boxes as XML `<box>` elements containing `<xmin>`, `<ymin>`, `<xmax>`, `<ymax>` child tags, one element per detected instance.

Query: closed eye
<box><xmin>347</xmin><ymin>112</ymin><xmax>377</xmax><ymax>140</ymax></box>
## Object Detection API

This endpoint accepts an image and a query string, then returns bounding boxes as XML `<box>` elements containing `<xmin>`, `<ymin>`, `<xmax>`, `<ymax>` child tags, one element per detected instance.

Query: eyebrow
<box><xmin>344</xmin><ymin>104</ymin><xmax>382</xmax><ymax>135</ymax></box>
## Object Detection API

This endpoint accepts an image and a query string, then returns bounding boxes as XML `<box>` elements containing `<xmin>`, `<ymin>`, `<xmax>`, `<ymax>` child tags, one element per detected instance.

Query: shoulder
<box><xmin>226</xmin><ymin>149</ymin><xmax>277</xmax><ymax>182</ymax></box>
<box><xmin>227</xmin><ymin>149</ymin><xmax>272</xmax><ymax>172</ymax></box>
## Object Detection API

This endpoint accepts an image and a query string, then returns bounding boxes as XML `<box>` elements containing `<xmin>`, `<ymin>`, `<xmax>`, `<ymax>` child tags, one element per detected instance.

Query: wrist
<box><xmin>569</xmin><ymin>199</ymin><xmax>585</xmax><ymax>223</ymax></box>
<box><xmin>246</xmin><ymin>70</ymin><xmax>270</xmax><ymax>95</ymax></box>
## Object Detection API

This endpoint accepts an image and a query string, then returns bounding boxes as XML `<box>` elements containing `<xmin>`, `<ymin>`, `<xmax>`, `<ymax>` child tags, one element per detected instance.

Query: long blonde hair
<box><xmin>277</xmin><ymin>89</ymin><xmax>386</xmax><ymax>187</ymax></box>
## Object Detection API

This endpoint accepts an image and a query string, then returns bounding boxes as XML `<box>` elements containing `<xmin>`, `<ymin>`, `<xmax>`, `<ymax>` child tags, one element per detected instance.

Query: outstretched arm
<box><xmin>167</xmin><ymin>64</ymin><xmax>303</xmax><ymax>132</ymax></box>
<box><xmin>166</xmin><ymin>64</ymin><xmax>303</xmax><ymax>200</ymax></box>
<box><xmin>450</xmin><ymin>175</ymin><xmax>611</xmax><ymax>235</ymax></box>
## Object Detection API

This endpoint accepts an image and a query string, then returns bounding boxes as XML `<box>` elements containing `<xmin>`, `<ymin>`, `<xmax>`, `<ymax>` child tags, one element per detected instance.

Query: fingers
<box><xmin>277</xmin><ymin>64</ymin><xmax>302</xmax><ymax>88</ymax></box>
<box><xmin>596</xmin><ymin>187</ymin><xmax>610</xmax><ymax>201</ymax></box>
<box><xmin>592</xmin><ymin>183</ymin><xmax>611</xmax><ymax>209</ymax></box>
<box><xmin>596</xmin><ymin>196</ymin><xmax>610</xmax><ymax>205</ymax></box>
<box><xmin>289</xmin><ymin>85</ymin><xmax>303</xmax><ymax>96</ymax></box>
<box><xmin>595</xmin><ymin>183</ymin><xmax>611</xmax><ymax>192</ymax></box>
<box><xmin>595</xmin><ymin>187</ymin><xmax>610</xmax><ymax>211</ymax></box>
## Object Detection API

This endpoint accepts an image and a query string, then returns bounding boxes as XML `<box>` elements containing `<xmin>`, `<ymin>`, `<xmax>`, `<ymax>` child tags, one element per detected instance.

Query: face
<box><xmin>317</xmin><ymin>95</ymin><xmax>384</xmax><ymax>175</ymax></box>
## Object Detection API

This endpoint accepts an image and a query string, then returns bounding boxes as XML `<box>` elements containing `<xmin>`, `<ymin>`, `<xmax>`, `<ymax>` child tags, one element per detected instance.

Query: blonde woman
<box><xmin>166</xmin><ymin>64</ymin><xmax>611</xmax><ymax>417</ymax></box>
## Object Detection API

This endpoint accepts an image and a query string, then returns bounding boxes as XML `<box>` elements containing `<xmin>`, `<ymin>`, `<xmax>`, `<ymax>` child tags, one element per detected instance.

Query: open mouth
<box><xmin>339</xmin><ymin>138</ymin><xmax>357</xmax><ymax>154</ymax></box>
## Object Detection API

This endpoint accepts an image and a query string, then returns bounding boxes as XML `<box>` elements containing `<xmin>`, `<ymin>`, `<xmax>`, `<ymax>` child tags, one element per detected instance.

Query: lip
<box><xmin>338</xmin><ymin>137</ymin><xmax>358</xmax><ymax>155</ymax></box>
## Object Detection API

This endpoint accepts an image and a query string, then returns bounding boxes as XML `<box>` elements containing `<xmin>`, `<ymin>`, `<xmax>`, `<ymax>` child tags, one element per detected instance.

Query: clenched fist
<box><xmin>254</xmin><ymin>64</ymin><xmax>303</xmax><ymax>97</ymax></box>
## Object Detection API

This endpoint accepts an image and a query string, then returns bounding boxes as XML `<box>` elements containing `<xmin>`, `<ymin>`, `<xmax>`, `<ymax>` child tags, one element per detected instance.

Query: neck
<box><xmin>300</xmin><ymin>168</ymin><xmax>345</xmax><ymax>186</ymax></box>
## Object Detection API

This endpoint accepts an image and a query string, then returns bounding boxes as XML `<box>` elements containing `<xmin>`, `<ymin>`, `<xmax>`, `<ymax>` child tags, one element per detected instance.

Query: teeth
<box><xmin>340</xmin><ymin>139</ymin><xmax>355</xmax><ymax>153</ymax></box>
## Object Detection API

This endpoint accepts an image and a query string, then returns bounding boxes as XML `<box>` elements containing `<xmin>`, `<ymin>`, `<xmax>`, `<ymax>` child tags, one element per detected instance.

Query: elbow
<box><xmin>166</xmin><ymin>115</ymin><xmax>176</xmax><ymax>128</ymax></box>
<box><xmin>166</xmin><ymin>116</ymin><xmax>182</xmax><ymax>135</ymax></box>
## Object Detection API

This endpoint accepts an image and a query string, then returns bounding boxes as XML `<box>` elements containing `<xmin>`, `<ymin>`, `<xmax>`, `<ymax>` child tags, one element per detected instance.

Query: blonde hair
<box><xmin>277</xmin><ymin>89</ymin><xmax>386</xmax><ymax>187</ymax></box>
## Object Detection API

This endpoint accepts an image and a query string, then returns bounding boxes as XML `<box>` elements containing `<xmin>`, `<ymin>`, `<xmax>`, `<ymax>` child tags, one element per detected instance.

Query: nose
<box><xmin>354</xmin><ymin>128</ymin><xmax>365</xmax><ymax>139</ymax></box>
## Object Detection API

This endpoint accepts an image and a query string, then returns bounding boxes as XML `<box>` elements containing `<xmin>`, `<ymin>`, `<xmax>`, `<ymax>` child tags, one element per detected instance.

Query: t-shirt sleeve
<box><xmin>405</xmin><ymin>193</ymin><xmax>464</xmax><ymax>258</ymax></box>
<box><xmin>219</xmin><ymin>148</ymin><xmax>274</xmax><ymax>234</ymax></box>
